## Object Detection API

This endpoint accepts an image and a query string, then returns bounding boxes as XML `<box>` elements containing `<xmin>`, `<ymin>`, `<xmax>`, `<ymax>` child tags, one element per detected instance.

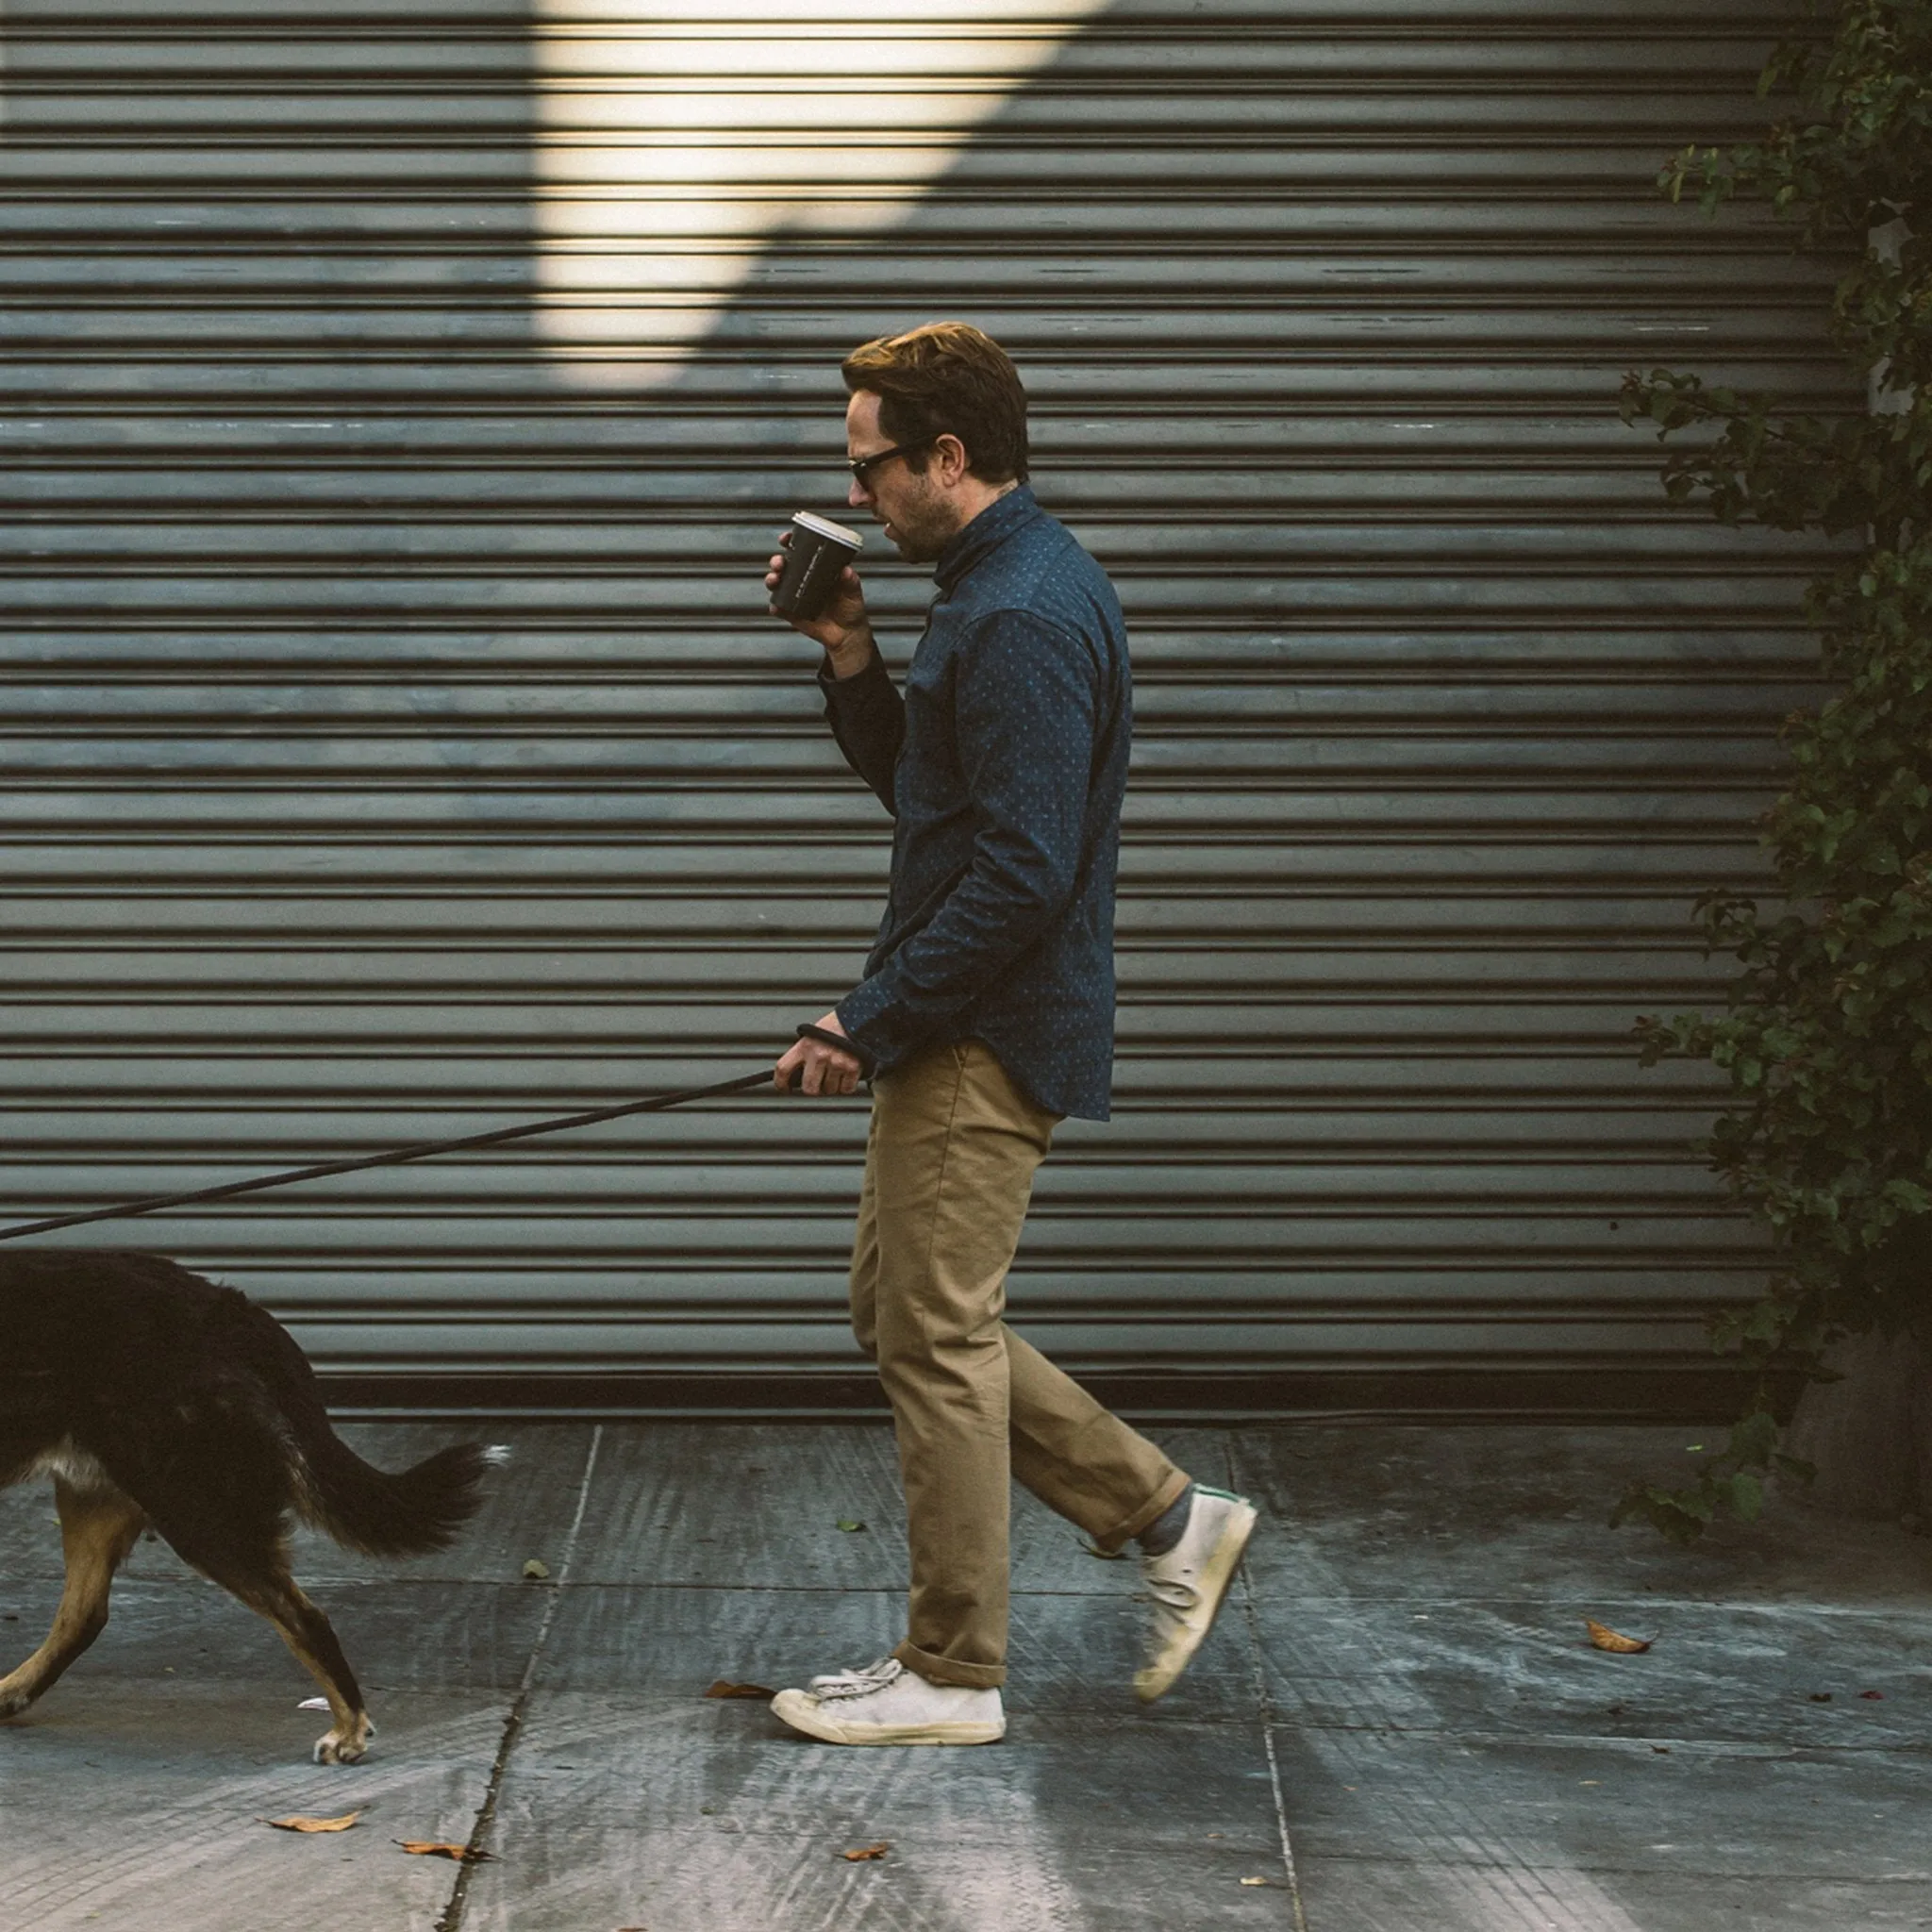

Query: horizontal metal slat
<box><xmin>0</xmin><ymin>836</ymin><xmax>1773</xmax><ymax>886</ymax></box>
<box><xmin>0</xmin><ymin>1049</ymin><xmax>1735</xmax><ymax>1103</ymax></box>
<box><xmin>0</xmin><ymin>358</ymin><xmax>1851</xmax><ymax>409</ymax></box>
<box><xmin>0</xmin><ymin>1102</ymin><xmax>1726</xmax><ymax>1152</ymax></box>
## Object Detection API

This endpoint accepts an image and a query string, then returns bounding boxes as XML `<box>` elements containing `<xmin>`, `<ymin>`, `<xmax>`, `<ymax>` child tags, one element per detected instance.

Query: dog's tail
<box><xmin>295</xmin><ymin>1432</ymin><xmax>501</xmax><ymax>1558</ymax></box>
<box><xmin>226</xmin><ymin>1290</ymin><xmax>500</xmax><ymax>1557</ymax></box>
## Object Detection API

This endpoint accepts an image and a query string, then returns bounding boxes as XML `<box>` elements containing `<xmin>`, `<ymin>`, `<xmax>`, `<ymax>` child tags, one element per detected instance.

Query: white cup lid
<box><xmin>792</xmin><ymin>510</ymin><xmax>863</xmax><ymax>551</ymax></box>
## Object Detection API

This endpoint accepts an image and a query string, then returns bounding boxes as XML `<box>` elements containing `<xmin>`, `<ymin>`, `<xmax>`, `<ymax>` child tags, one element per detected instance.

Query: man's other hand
<box><xmin>765</xmin><ymin>532</ymin><xmax>874</xmax><ymax>678</ymax></box>
<box><xmin>775</xmin><ymin>1010</ymin><xmax>865</xmax><ymax>1096</ymax></box>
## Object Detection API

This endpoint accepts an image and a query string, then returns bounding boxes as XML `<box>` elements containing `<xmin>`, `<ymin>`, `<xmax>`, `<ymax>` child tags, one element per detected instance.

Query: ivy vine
<box><xmin>1616</xmin><ymin>0</ymin><xmax>1932</xmax><ymax>1541</ymax></box>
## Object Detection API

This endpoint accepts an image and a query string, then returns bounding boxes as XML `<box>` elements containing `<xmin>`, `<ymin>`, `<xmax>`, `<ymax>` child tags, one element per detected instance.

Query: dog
<box><xmin>0</xmin><ymin>1252</ymin><xmax>496</xmax><ymax>1762</ymax></box>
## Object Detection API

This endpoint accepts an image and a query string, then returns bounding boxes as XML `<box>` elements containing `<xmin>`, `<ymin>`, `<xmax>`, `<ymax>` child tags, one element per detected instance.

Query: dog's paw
<box><xmin>312</xmin><ymin>1714</ymin><xmax>374</xmax><ymax>1765</ymax></box>
<box><xmin>0</xmin><ymin>1692</ymin><xmax>30</xmax><ymax>1723</ymax></box>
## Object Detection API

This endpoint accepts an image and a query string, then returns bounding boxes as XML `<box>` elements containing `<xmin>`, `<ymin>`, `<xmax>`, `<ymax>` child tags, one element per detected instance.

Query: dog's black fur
<box><xmin>0</xmin><ymin>1252</ymin><xmax>492</xmax><ymax>1761</ymax></box>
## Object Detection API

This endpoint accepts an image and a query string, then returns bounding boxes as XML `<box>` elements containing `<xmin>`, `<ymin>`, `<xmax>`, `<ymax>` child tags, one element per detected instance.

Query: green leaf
<box><xmin>1730</xmin><ymin>1407</ymin><xmax>1781</xmax><ymax>1467</ymax></box>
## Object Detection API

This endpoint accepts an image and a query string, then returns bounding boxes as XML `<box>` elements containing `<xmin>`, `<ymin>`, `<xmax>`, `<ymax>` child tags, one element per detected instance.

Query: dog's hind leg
<box><xmin>189</xmin><ymin>1553</ymin><xmax>374</xmax><ymax>1765</ymax></box>
<box><xmin>0</xmin><ymin>1477</ymin><xmax>146</xmax><ymax>1721</ymax></box>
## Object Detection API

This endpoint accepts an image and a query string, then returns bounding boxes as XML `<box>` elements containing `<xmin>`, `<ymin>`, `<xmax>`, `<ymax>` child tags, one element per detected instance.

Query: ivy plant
<box><xmin>1616</xmin><ymin>0</ymin><xmax>1932</xmax><ymax>1541</ymax></box>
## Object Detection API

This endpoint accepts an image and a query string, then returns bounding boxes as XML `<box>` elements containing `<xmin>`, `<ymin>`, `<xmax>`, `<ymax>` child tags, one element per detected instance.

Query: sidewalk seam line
<box><xmin>1229</xmin><ymin>1433</ymin><xmax>1308</xmax><ymax>1932</ymax></box>
<box><xmin>435</xmin><ymin>1422</ymin><xmax>605</xmax><ymax>1932</ymax></box>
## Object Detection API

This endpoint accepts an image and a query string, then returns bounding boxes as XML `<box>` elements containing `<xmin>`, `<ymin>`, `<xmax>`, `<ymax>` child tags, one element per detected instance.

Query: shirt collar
<box><xmin>932</xmin><ymin>483</ymin><xmax>1041</xmax><ymax>594</ymax></box>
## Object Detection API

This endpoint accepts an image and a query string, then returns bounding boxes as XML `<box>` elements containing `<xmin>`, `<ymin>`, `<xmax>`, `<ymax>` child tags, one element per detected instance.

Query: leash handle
<box><xmin>795</xmin><ymin>1022</ymin><xmax>876</xmax><ymax>1079</ymax></box>
<box><xmin>0</xmin><ymin>1066</ymin><xmax>779</xmax><ymax>1245</ymax></box>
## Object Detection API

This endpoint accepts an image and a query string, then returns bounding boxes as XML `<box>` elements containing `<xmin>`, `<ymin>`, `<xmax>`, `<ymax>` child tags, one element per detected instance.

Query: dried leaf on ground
<box><xmin>840</xmin><ymin>1842</ymin><xmax>891</xmax><ymax>1862</ymax></box>
<box><xmin>1860</xmin><ymin>1690</ymin><xmax>1886</xmax><ymax>1700</ymax></box>
<box><xmin>522</xmin><ymin>1558</ymin><xmax>551</xmax><ymax>1580</ymax></box>
<box><xmin>396</xmin><ymin>1840</ymin><xmax>494</xmax><ymax>1862</ymax></box>
<box><xmin>265</xmin><ymin>1812</ymin><xmax>360</xmax><ymax>1834</ymax></box>
<box><xmin>1585</xmin><ymin>1618</ymin><xmax>1653</xmax><ymax>1654</ymax></box>
<box><xmin>1239</xmin><ymin>1876</ymin><xmax>1271</xmax><ymax>1887</ymax></box>
<box><xmin>703</xmin><ymin>1680</ymin><xmax>776</xmax><ymax>1700</ymax></box>
<box><xmin>296</xmin><ymin>1696</ymin><xmax>331</xmax><ymax>1712</ymax></box>
<box><xmin>835</xmin><ymin>1520</ymin><xmax>867</xmax><ymax>1533</ymax></box>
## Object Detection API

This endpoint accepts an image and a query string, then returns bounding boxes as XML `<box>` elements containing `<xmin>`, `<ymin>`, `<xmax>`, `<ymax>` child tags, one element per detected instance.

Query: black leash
<box><xmin>0</xmin><ymin>1024</ymin><xmax>874</xmax><ymax>1247</ymax></box>
<box><xmin>0</xmin><ymin>1066</ymin><xmax>783</xmax><ymax>1245</ymax></box>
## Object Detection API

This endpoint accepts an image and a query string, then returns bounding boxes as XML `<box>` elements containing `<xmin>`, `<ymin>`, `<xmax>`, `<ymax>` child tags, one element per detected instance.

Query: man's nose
<box><xmin>847</xmin><ymin>479</ymin><xmax>869</xmax><ymax>511</ymax></box>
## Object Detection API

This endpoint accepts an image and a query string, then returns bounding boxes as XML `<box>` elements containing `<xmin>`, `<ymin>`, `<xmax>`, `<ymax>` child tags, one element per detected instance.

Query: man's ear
<box><xmin>934</xmin><ymin>433</ymin><xmax>972</xmax><ymax>486</ymax></box>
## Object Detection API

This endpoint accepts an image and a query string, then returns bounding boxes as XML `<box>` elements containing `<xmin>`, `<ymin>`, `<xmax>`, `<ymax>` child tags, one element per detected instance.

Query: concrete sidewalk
<box><xmin>1</xmin><ymin>1422</ymin><xmax>1926</xmax><ymax>1931</ymax></box>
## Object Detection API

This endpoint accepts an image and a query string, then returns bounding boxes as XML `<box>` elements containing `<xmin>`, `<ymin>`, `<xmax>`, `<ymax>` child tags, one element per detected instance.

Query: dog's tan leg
<box><xmin>211</xmin><ymin>1564</ymin><xmax>374</xmax><ymax>1764</ymax></box>
<box><xmin>0</xmin><ymin>1478</ymin><xmax>146</xmax><ymax>1721</ymax></box>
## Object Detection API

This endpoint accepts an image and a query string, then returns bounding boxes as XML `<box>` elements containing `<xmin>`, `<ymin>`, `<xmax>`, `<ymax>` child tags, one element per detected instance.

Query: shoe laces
<box><xmin>817</xmin><ymin>1657</ymin><xmax>903</xmax><ymax>1701</ymax></box>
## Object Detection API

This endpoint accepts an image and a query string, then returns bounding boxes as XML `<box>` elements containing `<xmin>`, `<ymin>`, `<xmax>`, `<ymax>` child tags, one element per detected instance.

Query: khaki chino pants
<box><xmin>851</xmin><ymin>1039</ymin><xmax>1188</xmax><ymax>1689</ymax></box>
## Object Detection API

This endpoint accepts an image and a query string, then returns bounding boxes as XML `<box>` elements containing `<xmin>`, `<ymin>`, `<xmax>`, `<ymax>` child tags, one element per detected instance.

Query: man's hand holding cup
<box><xmin>765</xmin><ymin>512</ymin><xmax>873</xmax><ymax>679</ymax></box>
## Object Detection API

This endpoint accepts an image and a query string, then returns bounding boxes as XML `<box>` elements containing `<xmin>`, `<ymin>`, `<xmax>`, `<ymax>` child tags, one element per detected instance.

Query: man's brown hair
<box><xmin>841</xmin><ymin>322</ymin><xmax>1029</xmax><ymax>485</ymax></box>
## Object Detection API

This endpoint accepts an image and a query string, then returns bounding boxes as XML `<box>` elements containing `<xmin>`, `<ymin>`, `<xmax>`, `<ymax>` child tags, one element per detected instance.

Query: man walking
<box><xmin>765</xmin><ymin>322</ymin><xmax>1255</xmax><ymax>1745</ymax></box>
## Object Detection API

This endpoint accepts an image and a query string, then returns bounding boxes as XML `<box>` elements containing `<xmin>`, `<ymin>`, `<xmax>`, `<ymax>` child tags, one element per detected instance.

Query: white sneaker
<box><xmin>772</xmin><ymin>1657</ymin><xmax>1006</xmax><ymax>1745</ymax></box>
<box><xmin>1134</xmin><ymin>1485</ymin><xmax>1257</xmax><ymax>1703</ymax></box>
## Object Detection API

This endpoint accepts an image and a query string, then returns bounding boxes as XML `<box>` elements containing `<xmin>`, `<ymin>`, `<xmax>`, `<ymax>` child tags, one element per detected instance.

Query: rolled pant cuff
<box><xmin>893</xmin><ymin>1639</ymin><xmax>1007</xmax><ymax>1690</ymax></box>
<box><xmin>1092</xmin><ymin>1468</ymin><xmax>1192</xmax><ymax>1556</ymax></box>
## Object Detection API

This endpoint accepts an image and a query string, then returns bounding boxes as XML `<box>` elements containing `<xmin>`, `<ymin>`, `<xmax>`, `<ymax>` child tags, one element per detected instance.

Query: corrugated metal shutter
<box><xmin>0</xmin><ymin>0</ymin><xmax>1846</xmax><ymax>1415</ymax></box>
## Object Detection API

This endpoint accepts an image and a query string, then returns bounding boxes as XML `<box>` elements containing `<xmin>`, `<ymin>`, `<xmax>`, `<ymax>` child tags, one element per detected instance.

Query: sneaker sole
<box><xmin>1133</xmin><ymin>1499</ymin><xmax>1257</xmax><ymax>1703</ymax></box>
<box><xmin>771</xmin><ymin>1689</ymin><xmax>1006</xmax><ymax>1746</ymax></box>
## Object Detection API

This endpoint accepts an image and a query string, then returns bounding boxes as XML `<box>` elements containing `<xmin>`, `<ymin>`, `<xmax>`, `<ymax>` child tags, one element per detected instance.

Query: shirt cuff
<box><xmin>834</xmin><ymin>976</ymin><xmax>899</xmax><ymax>1072</ymax></box>
<box><xmin>817</xmin><ymin>651</ymin><xmax>892</xmax><ymax>703</ymax></box>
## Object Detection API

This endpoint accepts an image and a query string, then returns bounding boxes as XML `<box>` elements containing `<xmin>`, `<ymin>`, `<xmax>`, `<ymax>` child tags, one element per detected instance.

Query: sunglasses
<box><xmin>847</xmin><ymin>439</ymin><xmax>935</xmax><ymax>489</ymax></box>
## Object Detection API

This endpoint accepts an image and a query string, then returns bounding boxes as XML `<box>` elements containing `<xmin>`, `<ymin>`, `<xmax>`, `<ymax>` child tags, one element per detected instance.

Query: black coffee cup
<box><xmin>771</xmin><ymin>511</ymin><xmax>863</xmax><ymax>622</ymax></box>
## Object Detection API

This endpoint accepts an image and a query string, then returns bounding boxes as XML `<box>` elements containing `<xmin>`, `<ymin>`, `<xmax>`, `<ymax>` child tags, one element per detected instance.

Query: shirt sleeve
<box><xmin>818</xmin><ymin>652</ymin><xmax>904</xmax><ymax>815</ymax></box>
<box><xmin>834</xmin><ymin>608</ymin><xmax>1099</xmax><ymax>1067</ymax></box>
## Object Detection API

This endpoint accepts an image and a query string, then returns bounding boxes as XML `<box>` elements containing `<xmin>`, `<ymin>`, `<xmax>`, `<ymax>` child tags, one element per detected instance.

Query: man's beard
<box><xmin>883</xmin><ymin>481</ymin><xmax>958</xmax><ymax>564</ymax></box>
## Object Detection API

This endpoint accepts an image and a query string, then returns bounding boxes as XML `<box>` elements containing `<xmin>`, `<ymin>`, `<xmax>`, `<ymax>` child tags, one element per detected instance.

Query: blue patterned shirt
<box><xmin>821</xmin><ymin>485</ymin><xmax>1131</xmax><ymax>1121</ymax></box>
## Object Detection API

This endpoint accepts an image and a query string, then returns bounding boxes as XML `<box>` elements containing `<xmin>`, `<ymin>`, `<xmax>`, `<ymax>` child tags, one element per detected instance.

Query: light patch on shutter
<box><xmin>530</xmin><ymin>1</ymin><xmax>1108</xmax><ymax>381</ymax></box>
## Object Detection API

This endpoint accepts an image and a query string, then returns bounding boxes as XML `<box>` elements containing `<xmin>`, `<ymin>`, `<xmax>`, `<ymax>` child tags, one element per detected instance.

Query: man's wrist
<box><xmin>823</xmin><ymin>630</ymin><xmax>877</xmax><ymax>681</ymax></box>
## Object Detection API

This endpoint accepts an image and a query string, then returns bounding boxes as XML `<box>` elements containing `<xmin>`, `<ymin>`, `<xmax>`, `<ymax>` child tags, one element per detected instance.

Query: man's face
<box><xmin>845</xmin><ymin>390</ymin><xmax>958</xmax><ymax>564</ymax></box>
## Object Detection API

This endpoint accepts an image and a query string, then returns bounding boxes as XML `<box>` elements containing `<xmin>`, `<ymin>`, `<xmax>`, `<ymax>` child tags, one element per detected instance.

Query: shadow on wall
<box><xmin>0</xmin><ymin>0</ymin><xmax>542</xmax><ymax>360</ymax></box>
